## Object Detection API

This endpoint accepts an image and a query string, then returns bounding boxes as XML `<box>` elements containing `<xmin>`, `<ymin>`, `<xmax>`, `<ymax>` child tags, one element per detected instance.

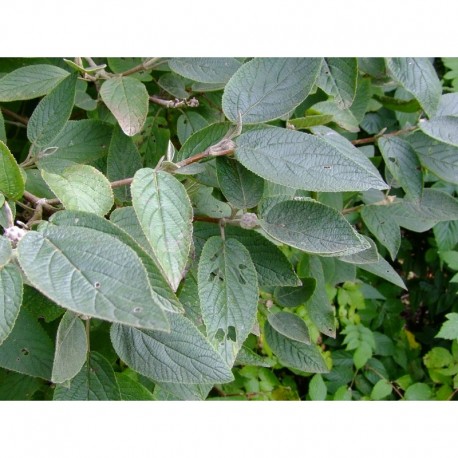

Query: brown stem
<box><xmin>351</xmin><ymin>126</ymin><xmax>417</xmax><ymax>146</ymax></box>
<box><xmin>149</xmin><ymin>95</ymin><xmax>198</xmax><ymax>109</ymax></box>
<box><xmin>22</xmin><ymin>191</ymin><xmax>59</xmax><ymax>213</ymax></box>
<box><xmin>1</xmin><ymin>107</ymin><xmax>28</xmax><ymax>125</ymax></box>
<box><xmin>193</xmin><ymin>216</ymin><xmax>221</xmax><ymax>223</ymax></box>
<box><xmin>111</xmin><ymin>177</ymin><xmax>133</xmax><ymax>189</ymax></box>
<box><xmin>120</xmin><ymin>58</ymin><xmax>161</xmax><ymax>77</ymax></box>
<box><xmin>175</xmin><ymin>146</ymin><xmax>234</xmax><ymax>168</ymax></box>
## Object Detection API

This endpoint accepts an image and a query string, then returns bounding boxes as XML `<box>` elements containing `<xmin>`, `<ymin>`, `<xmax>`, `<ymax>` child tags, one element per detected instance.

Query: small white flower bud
<box><xmin>4</xmin><ymin>226</ymin><xmax>27</xmax><ymax>245</ymax></box>
<box><xmin>240</xmin><ymin>212</ymin><xmax>259</xmax><ymax>230</ymax></box>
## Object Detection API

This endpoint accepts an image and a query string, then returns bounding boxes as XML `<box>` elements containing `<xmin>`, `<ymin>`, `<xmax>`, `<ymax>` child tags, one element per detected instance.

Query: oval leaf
<box><xmin>110</xmin><ymin>313</ymin><xmax>234</xmax><ymax>384</ymax></box>
<box><xmin>419</xmin><ymin>116</ymin><xmax>458</xmax><ymax>148</ymax></box>
<box><xmin>169</xmin><ymin>58</ymin><xmax>242</xmax><ymax>84</ymax></box>
<box><xmin>0</xmin><ymin>140</ymin><xmax>25</xmax><ymax>199</ymax></box>
<box><xmin>17</xmin><ymin>225</ymin><xmax>169</xmax><ymax>331</ymax></box>
<box><xmin>131</xmin><ymin>168</ymin><xmax>193</xmax><ymax>291</ymax></box>
<box><xmin>267</xmin><ymin>312</ymin><xmax>310</xmax><ymax>344</ymax></box>
<box><xmin>223</xmin><ymin>58</ymin><xmax>322</xmax><ymax>124</ymax></box>
<box><xmin>100</xmin><ymin>76</ymin><xmax>148</xmax><ymax>136</ymax></box>
<box><xmin>0</xmin><ymin>264</ymin><xmax>23</xmax><ymax>345</ymax></box>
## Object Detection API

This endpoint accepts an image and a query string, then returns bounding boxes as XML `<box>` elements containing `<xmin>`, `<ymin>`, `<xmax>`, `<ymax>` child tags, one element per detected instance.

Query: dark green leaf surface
<box><xmin>274</xmin><ymin>278</ymin><xmax>316</xmax><ymax>308</ymax></box>
<box><xmin>116</xmin><ymin>373</ymin><xmax>154</xmax><ymax>400</ymax></box>
<box><xmin>0</xmin><ymin>140</ymin><xmax>25</xmax><ymax>199</ymax></box>
<box><xmin>267</xmin><ymin>312</ymin><xmax>310</xmax><ymax>344</ymax></box>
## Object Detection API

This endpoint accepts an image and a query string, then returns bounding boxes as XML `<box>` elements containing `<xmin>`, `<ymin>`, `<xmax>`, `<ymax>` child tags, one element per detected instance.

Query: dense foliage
<box><xmin>0</xmin><ymin>57</ymin><xmax>457</xmax><ymax>400</ymax></box>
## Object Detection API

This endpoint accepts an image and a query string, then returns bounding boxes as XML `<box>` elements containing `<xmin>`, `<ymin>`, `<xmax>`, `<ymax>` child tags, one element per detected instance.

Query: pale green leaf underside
<box><xmin>419</xmin><ymin>116</ymin><xmax>458</xmax><ymax>148</ymax></box>
<box><xmin>17</xmin><ymin>224</ymin><xmax>170</xmax><ymax>331</ymax></box>
<box><xmin>0</xmin><ymin>140</ymin><xmax>25</xmax><ymax>200</ymax></box>
<box><xmin>223</xmin><ymin>58</ymin><xmax>322</xmax><ymax>124</ymax></box>
<box><xmin>42</xmin><ymin>164</ymin><xmax>114</xmax><ymax>216</ymax></box>
<box><xmin>169</xmin><ymin>58</ymin><xmax>242</xmax><ymax>84</ymax></box>
<box><xmin>0</xmin><ymin>236</ymin><xmax>12</xmax><ymax>267</ymax></box>
<box><xmin>235</xmin><ymin>127</ymin><xmax>388</xmax><ymax>192</ymax></box>
<box><xmin>51</xmin><ymin>311</ymin><xmax>87</xmax><ymax>384</ymax></box>
<box><xmin>110</xmin><ymin>313</ymin><xmax>234</xmax><ymax>384</ymax></box>
<box><xmin>267</xmin><ymin>312</ymin><xmax>310</xmax><ymax>344</ymax></box>
<box><xmin>338</xmin><ymin>236</ymin><xmax>380</xmax><ymax>264</ymax></box>
<box><xmin>132</xmin><ymin>168</ymin><xmax>193</xmax><ymax>291</ymax></box>
<box><xmin>0</xmin><ymin>264</ymin><xmax>23</xmax><ymax>346</ymax></box>
<box><xmin>358</xmin><ymin>257</ymin><xmax>406</xmax><ymax>289</ymax></box>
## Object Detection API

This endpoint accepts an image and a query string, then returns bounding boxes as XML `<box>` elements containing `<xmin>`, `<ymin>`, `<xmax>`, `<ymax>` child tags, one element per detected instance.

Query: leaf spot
<box><xmin>21</xmin><ymin>348</ymin><xmax>29</xmax><ymax>356</ymax></box>
<box><xmin>94</xmin><ymin>281</ymin><xmax>101</xmax><ymax>288</ymax></box>
<box><xmin>133</xmin><ymin>307</ymin><xmax>143</xmax><ymax>313</ymax></box>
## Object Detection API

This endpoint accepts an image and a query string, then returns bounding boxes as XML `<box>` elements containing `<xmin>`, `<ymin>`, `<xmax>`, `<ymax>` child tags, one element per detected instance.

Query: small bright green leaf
<box><xmin>309</xmin><ymin>373</ymin><xmax>327</xmax><ymax>400</ymax></box>
<box><xmin>317</xmin><ymin>58</ymin><xmax>358</xmax><ymax>109</ymax></box>
<box><xmin>116</xmin><ymin>373</ymin><xmax>154</xmax><ymax>400</ymax></box>
<box><xmin>288</xmin><ymin>115</ymin><xmax>333</xmax><ymax>129</ymax></box>
<box><xmin>17</xmin><ymin>224</ymin><xmax>169</xmax><ymax>331</ymax></box>
<box><xmin>0</xmin><ymin>236</ymin><xmax>12</xmax><ymax>266</ymax></box>
<box><xmin>419</xmin><ymin>116</ymin><xmax>458</xmax><ymax>147</ymax></box>
<box><xmin>51</xmin><ymin>311</ymin><xmax>87</xmax><ymax>384</ymax></box>
<box><xmin>378</xmin><ymin>137</ymin><xmax>422</xmax><ymax>199</ymax></box>
<box><xmin>216</xmin><ymin>156</ymin><xmax>264</xmax><ymax>209</ymax></box>
<box><xmin>385</xmin><ymin>58</ymin><xmax>441</xmax><ymax>117</ymax></box>
<box><xmin>357</xmin><ymin>257</ymin><xmax>406</xmax><ymax>289</ymax></box>
<box><xmin>223</xmin><ymin>58</ymin><xmax>322</xmax><ymax>124</ymax></box>
<box><xmin>436</xmin><ymin>313</ymin><xmax>458</xmax><ymax>340</ymax></box>
<box><xmin>0</xmin><ymin>264</ymin><xmax>23</xmax><ymax>345</ymax></box>
<box><xmin>177</xmin><ymin>112</ymin><xmax>208</xmax><ymax>145</ymax></box>
<box><xmin>440</xmin><ymin>251</ymin><xmax>458</xmax><ymax>270</ymax></box>
<box><xmin>0</xmin><ymin>140</ymin><xmax>25</xmax><ymax>199</ymax></box>
<box><xmin>0</xmin><ymin>64</ymin><xmax>69</xmax><ymax>101</ymax></box>
<box><xmin>236</xmin><ymin>127</ymin><xmax>388</xmax><ymax>192</ymax></box>
<box><xmin>27</xmin><ymin>72</ymin><xmax>77</xmax><ymax>148</ymax></box>
<box><xmin>100</xmin><ymin>76</ymin><xmax>148</xmax><ymax>136</ymax></box>
<box><xmin>261</xmin><ymin>199</ymin><xmax>370</xmax><ymax>256</ymax></box>
<box><xmin>235</xmin><ymin>346</ymin><xmax>273</xmax><ymax>368</ymax></box>
<box><xmin>107</xmin><ymin>125</ymin><xmax>142</xmax><ymax>202</ymax></box>
<box><xmin>423</xmin><ymin>347</ymin><xmax>453</xmax><ymax>369</ymax></box>
<box><xmin>264</xmin><ymin>321</ymin><xmax>328</xmax><ymax>373</ymax></box>
<box><xmin>169</xmin><ymin>58</ymin><xmax>242</xmax><ymax>84</ymax></box>
<box><xmin>131</xmin><ymin>168</ymin><xmax>193</xmax><ymax>291</ymax></box>
<box><xmin>110</xmin><ymin>314</ymin><xmax>234</xmax><ymax>384</ymax></box>
<box><xmin>0</xmin><ymin>308</ymin><xmax>54</xmax><ymax>380</ymax></box>
<box><xmin>198</xmin><ymin>236</ymin><xmax>258</xmax><ymax>365</ymax></box>
<box><xmin>42</xmin><ymin>164</ymin><xmax>114</xmax><ymax>216</ymax></box>
<box><xmin>404</xmin><ymin>382</ymin><xmax>432</xmax><ymax>400</ymax></box>
<box><xmin>53</xmin><ymin>352</ymin><xmax>121</xmax><ymax>400</ymax></box>
<box><xmin>268</xmin><ymin>312</ymin><xmax>310</xmax><ymax>344</ymax></box>
<box><xmin>361</xmin><ymin>205</ymin><xmax>401</xmax><ymax>260</ymax></box>
<box><xmin>353</xmin><ymin>341</ymin><xmax>372</xmax><ymax>369</ymax></box>
<box><xmin>371</xmin><ymin>379</ymin><xmax>392</xmax><ymax>400</ymax></box>
<box><xmin>334</xmin><ymin>385</ymin><xmax>352</xmax><ymax>400</ymax></box>
<box><xmin>274</xmin><ymin>278</ymin><xmax>316</xmax><ymax>308</ymax></box>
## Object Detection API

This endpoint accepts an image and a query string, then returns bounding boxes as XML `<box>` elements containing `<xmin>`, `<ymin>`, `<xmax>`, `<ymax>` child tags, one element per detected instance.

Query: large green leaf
<box><xmin>267</xmin><ymin>312</ymin><xmax>310</xmax><ymax>344</ymax></box>
<box><xmin>317</xmin><ymin>58</ymin><xmax>358</xmax><ymax>109</ymax></box>
<box><xmin>51</xmin><ymin>311</ymin><xmax>87</xmax><ymax>384</ymax></box>
<box><xmin>198</xmin><ymin>236</ymin><xmax>259</xmax><ymax>365</ymax></box>
<box><xmin>53</xmin><ymin>352</ymin><xmax>121</xmax><ymax>400</ymax></box>
<box><xmin>110</xmin><ymin>313</ymin><xmax>234</xmax><ymax>384</ymax></box>
<box><xmin>0</xmin><ymin>370</ymin><xmax>42</xmax><ymax>400</ymax></box>
<box><xmin>436</xmin><ymin>93</ymin><xmax>458</xmax><ymax>116</ymax></box>
<box><xmin>385</xmin><ymin>58</ymin><xmax>441</xmax><ymax>118</ymax></box>
<box><xmin>50</xmin><ymin>209</ymin><xmax>183</xmax><ymax>314</ymax></box>
<box><xmin>235</xmin><ymin>127</ymin><xmax>388</xmax><ymax>192</ymax></box>
<box><xmin>131</xmin><ymin>168</ymin><xmax>193</xmax><ymax>291</ymax></box>
<box><xmin>116</xmin><ymin>373</ymin><xmax>154</xmax><ymax>400</ymax></box>
<box><xmin>169</xmin><ymin>58</ymin><xmax>242</xmax><ymax>84</ymax></box>
<box><xmin>0</xmin><ymin>264</ymin><xmax>23</xmax><ymax>345</ymax></box>
<box><xmin>41</xmin><ymin>164</ymin><xmax>114</xmax><ymax>216</ymax></box>
<box><xmin>100</xmin><ymin>76</ymin><xmax>148</xmax><ymax>136</ymax></box>
<box><xmin>274</xmin><ymin>278</ymin><xmax>316</xmax><ymax>308</ymax></box>
<box><xmin>338</xmin><ymin>236</ymin><xmax>380</xmax><ymax>265</ymax></box>
<box><xmin>107</xmin><ymin>125</ymin><xmax>142</xmax><ymax>202</ymax></box>
<box><xmin>177</xmin><ymin>112</ymin><xmax>209</xmax><ymax>145</ymax></box>
<box><xmin>0</xmin><ymin>64</ymin><xmax>69</xmax><ymax>101</ymax></box>
<box><xmin>409</xmin><ymin>131</ymin><xmax>458</xmax><ymax>184</ymax></box>
<box><xmin>27</xmin><ymin>72</ymin><xmax>77</xmax><ymax>148</ymax></box>
<box><xmin>0</xmin><ymin>308</ymin><xmax>54</xmax><ymax>380</ymax></box>
<box><xmin>261</xmin><ymin>199</ymin><xmax>369</xmax><ymax>256</ymax></box>
<box><xmin>357</xmin><ymin>257</ymin><xmax>406</xmax><ymax>289</ymax></box>
<box><xmin>193</xmin><ymin>222</ymin><xmax>300</xmax><ymax>287</ymax></box>
<box><xmin>419</xmin><ymin>116</ymin><xmax>458</xmax><ymax>147</ymax></box>
<box><xmin>222</xmin><ymin>58</ymin><xmax>322</xmax><ymax>124</ymax></box>
<box><xmin>17</xmin><ymin>224</ymin><xmax>170</xmax><ymax>330</ymax></box>
<box><xmin>378</xmin><ymin>137</ymin><xmax>422</xmax><ymax>199</ymax></box>
<box><xmin>264</xmin><ymin>321</ymin><xmax>328</xmax><ymax>373</ymax></box>
<box><xmin>0</xmin><ymin>236</ymin><xmax>12</xmax><ymax>266</ymax></box>
<box><xmin>0</xmin><ymin>140</ymin><xmax>25</xmax><ymax>199</ymax></box>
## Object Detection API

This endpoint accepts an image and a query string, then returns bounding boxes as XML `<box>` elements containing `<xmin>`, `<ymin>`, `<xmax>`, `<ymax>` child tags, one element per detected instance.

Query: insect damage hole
<box><xmin>227</xmin><ymin>326</ymin><xmax>237</xmax><ymax>342</ymax></box>
<box><xmin>133</xmin><ymin>307</ymin><xmax>143</xmax><ymax>314</ymax></box>
<box><xmin>94</xmin><ymin>282</ymin><xmax>101</xmax><ymax>289</ymax></box>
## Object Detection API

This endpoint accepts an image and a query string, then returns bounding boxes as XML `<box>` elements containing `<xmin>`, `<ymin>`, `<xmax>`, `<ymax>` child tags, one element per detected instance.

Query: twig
<box><xmin>149</xmin><ymin>95</ymin><xmax>199</xmax><ymax>109</ymax></box>
<box><xmin>175</xmin><ymin>138</ymin><xmax>235</xmax><ymax>168</ymax></box>
<box><xmin>1</xmin><ymin>107</ymin><xmax>28</xmax><ymax>126</ymax></box>
<box><xmin>22</xmin><ymin>191</ymin><xmax>59</xmax><ymax>213</ymax></box>
<box><xmin>351</xmin><ymin>126</ymin><xmax>417</xmax><ymax>146</ymax></box>
<box><xmin>120</xmin><ymin>58</ymin><xmax>162</xmax><ymax>77</ymax></box>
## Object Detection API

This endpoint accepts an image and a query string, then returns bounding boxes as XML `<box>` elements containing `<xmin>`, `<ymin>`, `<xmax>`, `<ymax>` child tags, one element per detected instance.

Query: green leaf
<box><xmin>177</xmin><ymin>112</ymin><xmax>209</xmax><ymax>145</ymax></box>
<box><xmin>22</xmin><ymin>285</ymin><xmax>64</xmax><ymax>323</ymax></box>
<box><xmin>100</xmin><ymin>76</ymin><xmax>149</xmax><ymax>136</ymax></box>
<box><xmin>131</xmin><ymin>168</ymin><xmax>193</xmax><ymax>291</ymax></box>
<box><xmin>357</xmin><ymin>257</ymin><xmax>406</xmax><ymax>289</ymax></box>
<box><xmin>198</xmin><ymin>236</ymin><xmax>258</xmax><ymax>365</ymax></box>
<box><xmin>0</xmin><ymin>236</ymin><xmax>12</xmax><ymax>266</ymax></box>
<box><xmin>434</xmin><ymin>220</ymin><xmax>458</xmax><ymax>251</ymax></box>
<box><xmin>169</xmin><ymin>58</ymin><xmax>242</xmax><ymax>84</ymax></box>
<box><xmin>53</xmin><ymin>352</ymin><xmax>121</xmax><ymax>400</ymax></box>
<box><xmin>51</xmin><ymin>311</ymin><xmax>87</xmax><ymax>384</ymax></box>
<box><xmin>309</xmin><ymin>373</ymin><xmax>327</xmax><ymax>400</ymax></box>
<box><xmin>361</xmin><ymin>205</ymin><xmax>401</xmax><ymax>260</ymax></box>
<box><xmin>404</xmin><ymin>382</ymin><xmax>432</xmax><ymax>400</ymax></box>
<box><xmin>274</xmin><ymin>278</ymin><xmax>316</xmax><ymax>308</ymax></box>
<box><xmin>235</xmin><ymin>127</ymin><xmax>388</xmax><ymax>192</ymax></box>
<box><xmin>264</xmin><ymin>321</ymin><xmax>328</xmax><ymax>373</ymax></box>
<box><xmin>107</xmin><ymin>125</ymin><xmax>142</xmax><ymax>202</ymax></box>
<box><xmin>51</xmin><ymin>209</ymin><xmax>183</xmax><ymax>315</ymax></box>
<box><xmin>157</xmin><ymin>73</ymin><xmax>191</xmax><ymax>98</ymax></box>
<box><xmin>223</xmin><ymin>58</ymin><xmax>322</xmax><ymax>124</ymax></box>
<box><xmin>378</xmin><ymin>137</ymin><xmax>422</xmax><ymax>199</ymax></box>
<box><xmin>419</xmin><ymin>116</ymin><xmax>458</xmax><ymax>147</ymax></box>
<box><xmin>437</xmin><ymin>93</ymin><xmax>458</xmax><ymax>116</ymax></box>
<box><xmin>17</xmin><ymin>224</ymin><xmax>169</xmax><ymax>330</ymax></box>
<box><xmin>107</xmin><ymin>58</ymin><xmax>152</xmax><ymax>81</ymax></box>
<box><xmin>216</xmin><ymin>156</ymin><xmax>264</xmax><ymax>209</ymax></box>
<box><xmin>110</xmin><ymin>313</ymin><xmax>234</xmax><ymax>384</ymax></box>
<box><xmin>317</xmin><ymin>58</ymin><xmax>358</xmax><ymax>109</ymax></box>
<box><xmin>153</xmin><ymin>381</ymin><xmax>212</xmax><ymax>400</ymax></box>
<box><xmin>116</xmin><ymin>373</ymin><xmax>154</xmax><ymax>400</ymax></box>
<box><xmin>0</xmin><ymin>264</ymin><xmax>23</xmax><ymax>345</ymax></box>
<box><xmin>371</xmin><ymin>379</ymin><xmax>392</xmax><ymax>400</ymax></box>
<box><xmin>0</xmin><ymin>110</ymin><xmax>5</xmax><ymax>143</ymax></box>
<box><xmin>436</xmin><ymin>313</ymin><xmax>458</xmax><ymax>340</ymax></box>
<box><xmin>409</xmin><ymin>131</ymin><xmax>458</xmax><ymax>185</ymax></box>
<box><xmin>0</xmin><ymin>308</ymin><xmax>54</xmax><ymax>380</ymax></box>
<box><xmin>373</xmin><ymin>94</ymin><xmax>421</xmax><ymax>113</ymax></box>
<box><xmin>267</xmin><ymin>312</ymin><xmax>310</xmax><ymax>344</ymax></box>
<box><xmin>440</xmin><ymin>251</ymin><xmax>458</xmax><ymax>270</ymax></box>
<box><xmin>353</xmin><ymin>341</ymin><xmax>372</xmax><ymax>369</ymax></box>
<box><xmin>193</xmin><ymin>222</ymin><xmax>300</xmax><ymax>287</ymax></box>
<box><xmin>41</xmin><ymin>164</ymin><xmax>114</xmax><ymax>216</ymax></box>
<box><xmin>423</xmin><ymin>347</ymin><xmax>453</xmax><ymax>368</ymax></box>
<box><xmin>235</xmin><ymin>346</ymin><xmax>273</xmax><ymax>368</ymax></box>
<box><xmin>0</xmin><ymin>370</ymin><xmax>42</xmax><ymax>400</ymax></box>
<box><xmin>261</xmin><ymin>199</ymin><xmax>370</xmax><ymax>256</ymax></box>
<box><xmin>385</xmin><ymin>58</ymin><xmax>441</xmax><ymax>118</ymax></box>
<box><xmin>311</xmin><ymin>100</ymin><xmax>360</xmax><ymax>132</ymax></box>
<box><xmin>0</xmin><ymin>64</ymin><xmax>69</xmax><ymax>101</ymax></box>
<box><xmin>288</xmin><ymin>115</ymin><xmax>333</xmax><ymax>129</ymax></box>
<box><xmin>191</xmin><ymin>185</ymin><xmax>232</xmax><ymax>219</ymax></box>
<box><xmin>338</xmin><ymin>236</ymin><xmax>380</xmax><ymax>265</ymax></box>
<box><xmin>0</xmin><ymin>140</ymin><xmax>25</xmax><ymax>199</ymax></box>
<box><xmin>27</xmin><ymin>72</ymin><xmax>77</xmax><ymax>148</ymax></box>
